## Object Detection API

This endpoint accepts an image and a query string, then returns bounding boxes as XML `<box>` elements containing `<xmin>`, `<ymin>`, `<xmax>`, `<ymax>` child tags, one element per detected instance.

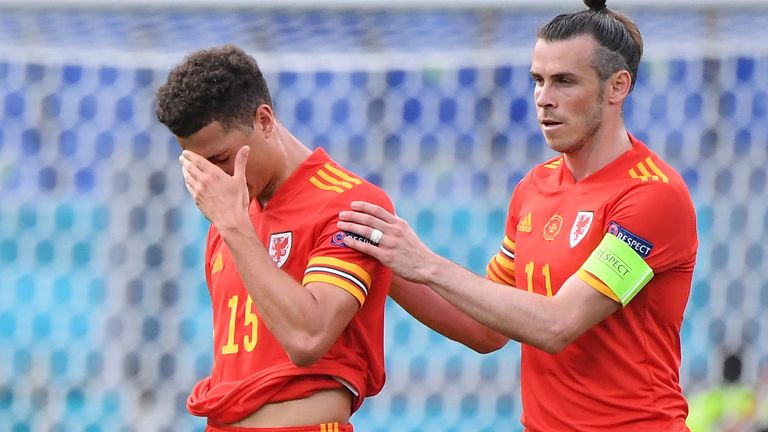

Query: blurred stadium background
<box><xmin>1</xmin><ymin>0</ymin><xmax>767</xmax><ymax>430</ymax></box>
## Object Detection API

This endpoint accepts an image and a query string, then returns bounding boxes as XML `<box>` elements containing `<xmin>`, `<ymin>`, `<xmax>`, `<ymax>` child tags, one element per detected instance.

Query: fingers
<box><xmin>342</xmin><ymin>230</ymin><xmax>385</xmax><ymax>259</ymax></box>
<box><xmin>338</xmin><ymin>210</ymin><xmax>386</xmax><ymax>231</ymax></box>
<box><xmin>336</xmin><ymin>221</ymin><xmax>383</xmax><ymax>245</ymax></box>
<box><xmin>181</xmin><ymin>168</ymin><xmax>201</xmax><ymax>196</ymax></box>
<box><xmin>350</xmin><ymin>201</ymin><xmax>398</xmax><ymax>224</ymax></box>
<box><xmin>179</xmin><ymin>151</ymin><xmax>204</xmax><ymax>181</ymax></box>
<box><xmin>179</xmin><ymin>150</ymin><xmax>206</xmax><ymax>169</ymax></box>
<box><xmin>234</xmin><ymin>146</ymin><xmax>250</xmax><ymax>181</ymax></box>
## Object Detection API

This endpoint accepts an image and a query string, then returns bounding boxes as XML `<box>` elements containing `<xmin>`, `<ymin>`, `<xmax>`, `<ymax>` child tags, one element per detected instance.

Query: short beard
<box><xmin>548</xmin><ymin>90</ymin><xmax>604</xmax><ymax>154</ymax></box>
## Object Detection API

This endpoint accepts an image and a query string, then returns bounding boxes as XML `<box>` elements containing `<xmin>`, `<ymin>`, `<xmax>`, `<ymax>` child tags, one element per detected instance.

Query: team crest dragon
<box><xmin>269</xmin><ymin>232</ymin><xmax>292</xmax><ymax>268</ymax></box>
<box><xmin>569</xmin><ymin>211</ymin><xmax>594</xmax><ymax>248</ymax></box>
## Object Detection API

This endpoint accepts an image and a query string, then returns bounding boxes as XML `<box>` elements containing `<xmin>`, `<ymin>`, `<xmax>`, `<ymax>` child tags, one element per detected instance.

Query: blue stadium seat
<box><xmin>50</xmin><ymin>348</ymin><xmax>68</xmax><ymax>377</ymax></box>
<box><xmin>35</xmin><ymin>240</ymin><xmax>54</xmax><ymax>266</ymax></box>
<box><xmin>451</xmin><ymin>208</ymin><xmax>471</xmax><ymax>236</ymax></box>
<box><xmin>21</xmin><ymin>128</ymin><xmax>41</xmax><ymax>156</ymax></box>
<box><xmin>63</xmin><ymin>65</ymin><xmax>83</xmax><ymax>85</ymax></box>
<box><xmin>5</xmin><ymin>92</ymin><xmax>24</xmax><ymax>118</ymax></box>
<box><xmin>69</xmin><ymin>314</ymin><xmax>88</xmax><ymax>340</ymax></box>
<box><xmin>0</xmin><ymin>312</ymin><xmax>15</xmax><ymax>339</ymax></box>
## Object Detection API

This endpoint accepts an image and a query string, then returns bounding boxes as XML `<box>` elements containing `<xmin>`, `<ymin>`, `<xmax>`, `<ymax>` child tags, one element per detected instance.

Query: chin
<box><xmin>544</xmin><ymin>134</ymin><xmax>584</xmax><ymax>154</ymax></box>
<box><xmin>544</xmin><ymin>137</ymin><xmax>566</xmax><ymax>153</ymax></box>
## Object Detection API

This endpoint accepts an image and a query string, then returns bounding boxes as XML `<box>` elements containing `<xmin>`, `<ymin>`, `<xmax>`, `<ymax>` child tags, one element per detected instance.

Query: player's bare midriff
<box><xmin>226</xmin><ymin>388</ymin><xmax>352</xmax><ymax>427</ymax></box>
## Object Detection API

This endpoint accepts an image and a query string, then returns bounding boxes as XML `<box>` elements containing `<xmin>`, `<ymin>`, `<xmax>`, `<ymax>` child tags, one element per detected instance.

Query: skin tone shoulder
<box><xmin>337</xmin><ymin>35</ymin><xmax>632</xmax><ymax>354</ymax></box>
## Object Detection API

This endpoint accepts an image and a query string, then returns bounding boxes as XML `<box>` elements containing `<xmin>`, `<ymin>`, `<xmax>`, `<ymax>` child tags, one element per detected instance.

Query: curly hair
<box><xmin>538</xmin><ymin>0</ymin><xmax>643</xmax><ymax>92</ymax></box>
<box><xmin>156</xmin><ymin>45</ymin><xmax>273</xmax><ymax>138</ymax></box>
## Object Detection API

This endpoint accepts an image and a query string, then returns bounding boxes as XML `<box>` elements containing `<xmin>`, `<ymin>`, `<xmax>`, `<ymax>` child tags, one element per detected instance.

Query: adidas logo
<box><xmin>211</xmin><ymin>253</ymin><xmax>223</xmax><ymax>274</ymax></box>
<box><xmin>517</xmin><ymin>213</ymin><xmax>532</xmax><ymax>233</ymax></box>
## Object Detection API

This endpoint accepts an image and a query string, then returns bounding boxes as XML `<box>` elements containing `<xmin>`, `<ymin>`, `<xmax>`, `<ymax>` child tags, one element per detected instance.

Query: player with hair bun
<box><xmin>339</xmin><ymin>1</ymin><xmax>697</xmax><ymax>430</ymax></box>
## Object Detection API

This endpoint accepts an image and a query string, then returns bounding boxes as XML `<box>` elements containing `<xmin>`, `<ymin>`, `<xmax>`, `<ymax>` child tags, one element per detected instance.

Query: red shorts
<box><xmin>206</xmin><ymin>423</ymin><xmax>353</xmax><ymax>432</ymax></box>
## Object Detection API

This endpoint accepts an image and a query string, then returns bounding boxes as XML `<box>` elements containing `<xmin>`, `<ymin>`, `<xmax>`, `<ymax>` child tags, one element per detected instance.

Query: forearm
<box><xmin>423</xmin><ymin>254</ymin><xmax>571</xmax><ymax>353</ymax></box>
<box><xmin>337</xmin><ymin>200</ymin><xmax>618</xmax><ymax>353</ymax></box>
<box><xmin>218</xmin><ymin>223</ymin><xmax>326</xmax><ymax>353</ymax></box>
<box><xmin>390</xmin><ymin>276</ymin><xmax>508</xmax><ymax>353</ymax></box>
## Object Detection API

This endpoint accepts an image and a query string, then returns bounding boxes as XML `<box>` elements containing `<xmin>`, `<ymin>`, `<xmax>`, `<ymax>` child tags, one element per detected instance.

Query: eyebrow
<box><xmin>529</xmin><ymin>71</ymin><xmax>578</xmax><ymax>80</ymax></box>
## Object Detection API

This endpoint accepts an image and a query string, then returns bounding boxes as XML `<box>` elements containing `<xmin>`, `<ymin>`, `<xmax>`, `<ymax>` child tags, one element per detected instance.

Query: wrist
<box><xmin>216</xmin><ymin>212</ymin><xmax>253</xmax><ymax>239</ymax></box>
<box><xmin>420</xmin><ymin>252</ymin><xmax>449</xmax><ymax>285</ymax></box>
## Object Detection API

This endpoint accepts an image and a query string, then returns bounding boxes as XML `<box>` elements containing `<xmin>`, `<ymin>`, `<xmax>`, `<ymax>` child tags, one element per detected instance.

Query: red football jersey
<box><xmin>486</xmin><ymin>135</ymin><xmax>697</xmax><ymax>431</ymax></box>
<box><xmin>187</xmin><ymin>149</ymin><xmax>393</xmax><ymax>424</ymax></box>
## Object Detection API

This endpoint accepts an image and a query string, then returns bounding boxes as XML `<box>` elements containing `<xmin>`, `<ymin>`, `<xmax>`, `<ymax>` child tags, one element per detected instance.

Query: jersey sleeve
<box><xmin>302</xmin><ymin>184</ymin><xmax>395</xmax><ymax>307</ymax></box>
<box><xmin>485</xmin><ymin>176</ymin><xmax>528</xmax><ymax>287</ymax></box>
<box><xmin>606</xmin><ymin>182</ymin><xmax>697</xmax><ymax>274</ymax></box>
<box><xmin>578</xmin><ymin>180</ymin><xmax>697</xmax><ymax>305</ymax></box>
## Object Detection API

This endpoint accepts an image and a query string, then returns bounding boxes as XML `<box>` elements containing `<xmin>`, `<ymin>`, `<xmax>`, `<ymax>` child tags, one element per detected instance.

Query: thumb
<box><xmin>234</xmin><ymin>146</ymin><xmax>250</xmax><ymax>180</ymax></box>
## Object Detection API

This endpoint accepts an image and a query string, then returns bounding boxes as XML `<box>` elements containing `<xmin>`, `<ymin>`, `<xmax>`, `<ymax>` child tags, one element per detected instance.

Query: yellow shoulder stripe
<box><xmin>317</xmin><ymin>169</ymin><xmax>354</xmax><ymax>189</ymax></box>
<box><xmin>544</xmin><ymin>158</ymin><xmax>563</xmax><ymax>169</ymax></box>
<box><xmin>628</xmin><ymin>158</ymin><xmax>669</xmax><ymax>183</ymax></box>
<box><xmin>309</xmin><ymin>165</ymin><xmax>363</xmax><ymax>193</ymax></box>
<box><xmin>324</xmin><ymin>164</ymin><xmax>362</xmax><ymax>185</ymax></box>
<box><xmin>644</xmin><ymin>157</ymin><xmax>669</xmax><ymax>183</ymax></box>
<box><xmin>310</xmin><ymin>176</ymin><xmax>345</xmax><ymax>193</ymax></box>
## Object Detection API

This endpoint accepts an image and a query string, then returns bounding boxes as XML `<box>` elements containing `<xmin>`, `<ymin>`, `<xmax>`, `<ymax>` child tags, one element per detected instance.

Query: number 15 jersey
<box><xmin>188</xmin><ymin>148</ymin><xmax>394</xmax><ymax>425</ymax></box>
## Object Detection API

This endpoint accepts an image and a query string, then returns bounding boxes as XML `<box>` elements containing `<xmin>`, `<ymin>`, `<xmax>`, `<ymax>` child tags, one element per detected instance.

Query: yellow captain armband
<box><xmin>578</xmin><ymin>233</ymin><xmax>654</xmax><ymax>306</ymax></box>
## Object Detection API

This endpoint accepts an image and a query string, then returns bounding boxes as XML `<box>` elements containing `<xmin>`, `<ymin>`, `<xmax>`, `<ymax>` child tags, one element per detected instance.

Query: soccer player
<box><xmin>337</xmin><ymin>0</ymin><xmax>698</xmax><ymax>430</ymax></box>
<box><xmin>156</xmin><ymin>45</ymin><xmax>393</xmax><ymax>432</ymax></box>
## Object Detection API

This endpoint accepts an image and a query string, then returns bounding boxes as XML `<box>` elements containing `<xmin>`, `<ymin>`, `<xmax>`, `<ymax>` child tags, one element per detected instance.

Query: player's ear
<box><xmin>254</xmin><ymin>104</ymin><xmax>275</xmax><ymax>136</ymax></box>
<box><xmin>606</xmin><ymin>70</ymin><xmax>631</xmax><ymax>104</ymax></box>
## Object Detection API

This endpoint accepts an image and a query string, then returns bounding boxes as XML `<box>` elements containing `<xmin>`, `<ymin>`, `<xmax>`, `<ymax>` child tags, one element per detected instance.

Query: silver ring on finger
<box><xmin>370</xmin><ymin>228</ymin><xmax>383</xmax><ymax>244</ymax></box>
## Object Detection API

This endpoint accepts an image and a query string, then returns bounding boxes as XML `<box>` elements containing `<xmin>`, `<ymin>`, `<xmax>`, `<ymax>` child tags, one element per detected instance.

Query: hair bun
<box><xmin>584</xmin><ymin>0</ymin><xmax>608</xmax><ymax>11</ymax></box>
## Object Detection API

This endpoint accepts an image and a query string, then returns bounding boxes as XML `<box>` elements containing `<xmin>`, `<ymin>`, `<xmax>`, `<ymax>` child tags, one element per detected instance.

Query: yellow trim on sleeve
<box><xmin>303</xmin><ymin>273</ymin><xmax>366</xmax><ymax>305</ymax></box>
<box><xmin>324</xmin><ymin>164</ymin><xmax>363</xmax><ymax>185</ymax></box>
<box><xmin>488</xmin><ymin>261</ymin><xmax>515</xmax><ymax>286</ymax></box>
<box><xmin>494</xmin><ymin>253</ymin><xmax>515</xmax><ymax>271</ymax></box>
<box><xmin>577</xmin><ymin>269</ymin><xmax>620</xmax><ymax>302</ymax></box>
<box><xmin>502</xmin><ymin>236</ymin><xmax>515</xmax><ymax>251</ymax></box>
<box><xmin>308</xmin><ymin>256</ymin><xmax>373</xmax><ymax>287</ymax></box>
<box><xmin>310</xmin><ymin>176</ymin><xmax>344</xmax><ymax>193</ymax></box>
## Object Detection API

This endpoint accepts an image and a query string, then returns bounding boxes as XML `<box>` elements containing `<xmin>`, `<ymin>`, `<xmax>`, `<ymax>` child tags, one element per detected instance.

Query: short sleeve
<box><xmin>303</xmin><ymin>186</ymin><xmax>395</xmax><ymax>306</ymax></box>
<box><xmin>604</xmin><ymin>182</ymin><xmax>697</xmax><ymax>274</ymax></box>
<box><xmin>485</xmin><ymin>176</ymin><xmax>528</xmax><ymax>286</ymax></box>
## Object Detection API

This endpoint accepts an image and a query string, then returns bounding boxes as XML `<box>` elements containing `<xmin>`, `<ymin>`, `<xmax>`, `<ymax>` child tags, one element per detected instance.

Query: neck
<box><xmin>257</xmin><ymin>124</ymin><xmax>313</xmax><ymax>207</ymax></box>
<box><xmin>563</xmin><ymin>122</ymin><xmax>632</xmax><ymax>182</ymax></box>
